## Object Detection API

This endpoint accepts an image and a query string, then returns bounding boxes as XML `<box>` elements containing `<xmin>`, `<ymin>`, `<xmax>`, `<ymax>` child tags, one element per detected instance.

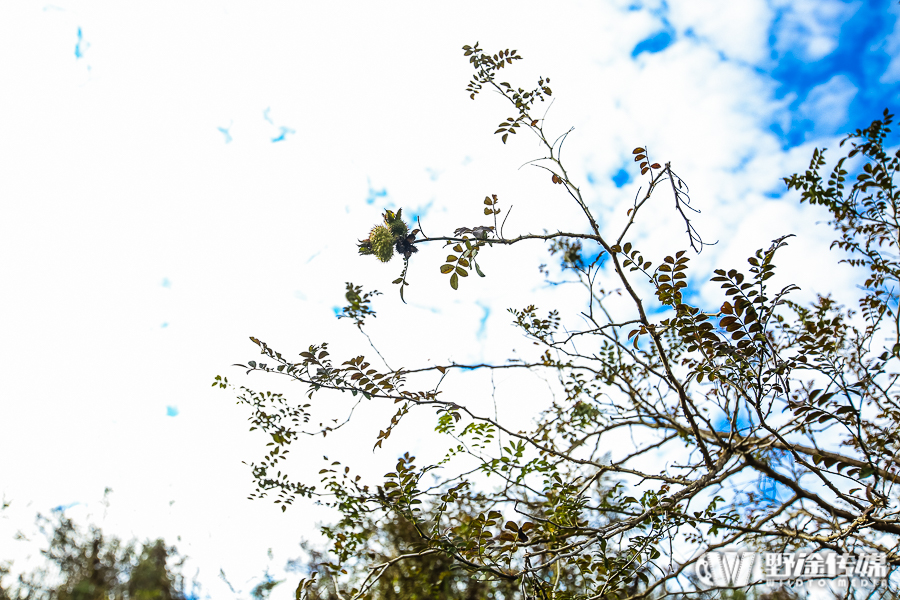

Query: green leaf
<box><xmin>450</xmin><ymin>272</ymin><xmax>459</xmax><ymax>290</ymax></box>
<box><xmin>474</xmin><ymin>261</ymin><xmax>485</xmax><ymax>277</ymax></box>
<box><xmin>440</xmin><ymin>264</ymin><xmax>454</xmax><ymax>274</ymax></box>
<box><xmin>456</xmin><ymin>267</ymin><xmax>468</xmax><ymax>277</ymax></box>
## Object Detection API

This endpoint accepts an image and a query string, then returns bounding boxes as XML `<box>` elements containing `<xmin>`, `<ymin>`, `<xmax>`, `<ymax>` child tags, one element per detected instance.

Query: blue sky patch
<box><xmin>583</xmin><ymin>248</ymin><xmax>605</xmax><ymax>267</ymax></box>
<box><xmin>714</xmin><ymin>413</ymin><xmax>752</xmax><ymax>433</ymax></box>
<box><xmin>476</xmin><ymin>302</ymin><xmax>490</xmax><ymax>340</ymax></box>
<box><xmin>365</xmin><ymin>179</ymin><xmax>388</xmax><ymax>205</ymax></box>
<box><xmin>161</xmin><ymin>322</ymin><xmax>168</xmax><ymax>328</ymax></box>
<box><xmin>263</xmin><ymin>108</ymin><xmax>294</xmax><ymax>142</ymax></box>
<box><xmin>759</xmin><ymin>475</ymin><xmax>779</xmax><ymax>502</ymax></box>
<box><xmin>217</xmin><ymin>125</ymin><xmax>232</xmax><ymax>144</ymax></box>
<box><xmin>161</xmin><ymin>277</ymin><xmax>171</xmax><ymax>288</ymax></box>
<box><xmin>271</xmin><ymin>126</ymin><xmax>294</xmax><ymax>143</ymax></box>
<box><xmin>52</xmin><ymin>502</ymin><xmax>79</xmax><ymax>512</ymax></box>
<box><xmin>406</xmin><ymin>199</ymin><xmax>434</xmax><ymax>228</ymax></box>
<box><xmin>74</xmin><ymin>27</ymin><xmax>86</xmax><ymax>59</ymax></box>
<box><xmin>612</xmin><ymin>168</ymin><xmax>630</xmax><ymax>188</ymax></box>
<box><xmin>632</xmin><ymin>30</ymin><xmax>673</xmax><ymax>58</ymax></box>
<box><xmin>166</xmin><ymin>406</ymin><xmax>179</xmax><ymax>417</ymax></box>
<box><xmin>766</xmin><ymin>0</ymin><xmax>900</xmax><ymax>148</ymax></box>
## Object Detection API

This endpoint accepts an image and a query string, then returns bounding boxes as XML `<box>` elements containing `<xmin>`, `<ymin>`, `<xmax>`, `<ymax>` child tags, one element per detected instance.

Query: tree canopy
<box><xmin>216</xmin><ymin>43</ymin><xmax>900</xmax><ymax>599</ymax></box>
<box><xmin>1</xmin><ymin>505</ymin><xmax>189</xmax><ymax>600</ymax></box>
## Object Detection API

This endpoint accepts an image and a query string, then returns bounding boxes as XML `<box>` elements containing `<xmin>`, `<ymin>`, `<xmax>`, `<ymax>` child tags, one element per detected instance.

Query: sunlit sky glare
<box><xmin>1</xmin><ymin>1</ymin><xmax>899</xmax><ymax>598</ymax></box>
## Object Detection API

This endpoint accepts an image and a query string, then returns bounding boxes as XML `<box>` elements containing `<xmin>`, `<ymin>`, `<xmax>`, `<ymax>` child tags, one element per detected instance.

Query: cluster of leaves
<box><xmin>433</xmin><ymin>196</ymin><xmax>503</xmax><ymax>290</ymax></box>
<box><xmin>483</xmin><ymin>194</ymin><xmax>501</xmax><ymax>217</ymax></box>
<box><xmin>508</xmin><ymin>305</ymin><xmax>560</xmax><ymax>344</ymax></box>
<box><xmin>219</xmin><ymin>336</ymin><xmax>447</xmax><ymax>511</ymax></box>
<box><xmin>614</xmin><ymin>242</ymin><xmax>654</xmax><ymax>273</ymax></box>
<box><xmin>546</xmin><ymin>238</ymin><xmax>588</xmax><ymax>271</ymax></box>
<box><xmin>292</xmin><ymin>503</ymin><xmax>528</xmax><ymax>600</ymax></box>
<box><xmin>440</xmin><ymin>237</ymin><xmax>485</xmax><ymax>290</ymax></box>
<box><xmin>785</xmin><ymin>108</ymin><xmax>900</xmax><ymax>345</ymax></box>
<box><xmin>632</xmin><ymin>147</ymin><xmax>661</xmax><ymax>176</ymax></box>
<box><xmin>337</xmin><ymin>283</ymin><xmax>381</xmax><ymax>328</ymax></box>
<box><xmin>220</xmin><ymin>44</ymin><xmax>900</xmax><ymax>600</ymax></box>
<box><xmin>464</xmin><ymin>42</ymin><xmax>552</xmax><ymax>145</ymax></box>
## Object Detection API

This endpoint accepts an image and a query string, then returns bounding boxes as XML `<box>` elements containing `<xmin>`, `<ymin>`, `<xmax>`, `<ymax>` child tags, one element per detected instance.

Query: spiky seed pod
<box><xmin>369</xmin><ymin>225</ymin><xmax>395</xmax><ymax>262</ymax></box>
<box><xmin>383</xmin><ymin>208</ymin><xmax>409</xmax><ymax>239</ymax></box>
<box><xmin>357</xmin><ymin>238</ymin><xmax>374</xmax><ymax>256</ymax></box>
<box><xmin>388</xmin><ymin>219</ymin><xmax>408</xmax><ymax>238</ymax></box>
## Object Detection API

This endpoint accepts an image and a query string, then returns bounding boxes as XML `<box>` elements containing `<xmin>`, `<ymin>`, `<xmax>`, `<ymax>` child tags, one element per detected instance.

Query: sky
<box><xmin>1</xmin><ymin>1</ymin><xmax>899</xmax><ymax>598</ymax></box>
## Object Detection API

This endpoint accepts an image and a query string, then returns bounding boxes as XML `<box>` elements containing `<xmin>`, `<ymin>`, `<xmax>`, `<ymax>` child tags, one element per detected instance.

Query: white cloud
<box><xmin>667</xmin><ymin>0</ymin><xmax>773</xmax><ymax>64</ymax></box>
<box><xmin>876</xmin><ymin>2</ymin><xmax>900</xmax><ymax>83</ymax></box>
<box><xmin>798</xmin><ymin>74</ymin><xmax>858</xmax><ymax>135</ymax></box>
<box><xmin>770</xmin><ymin>0</ymin><xmax>860</xmax><ymax>61</ymax></box>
